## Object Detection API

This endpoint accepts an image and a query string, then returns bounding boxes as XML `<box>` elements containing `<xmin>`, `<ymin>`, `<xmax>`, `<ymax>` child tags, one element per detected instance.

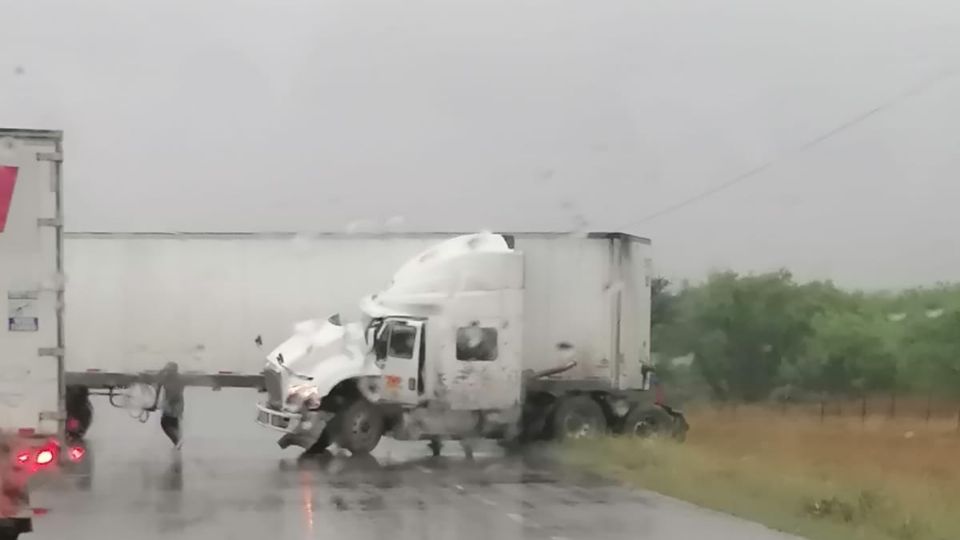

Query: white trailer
<box><xmin>63</xmin><ymin>232</ymin><xmax>649</xmax><ymax>380</ymax></box>
<box><xmin>0</xmin><ymin>128</ymin><xmax>66</xmax><ymax>538</ymax></box>
<box><xmin>0</xmin><ymin>129</ymin><xmax>64</xmax><ymax>439</ymax></box>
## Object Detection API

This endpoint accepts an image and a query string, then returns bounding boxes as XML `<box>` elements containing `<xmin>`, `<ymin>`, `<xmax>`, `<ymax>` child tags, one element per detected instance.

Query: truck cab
<box><xmin>256</xmin><ymin>233</ymin><xmax>528</xmax><ymax>452</ymax></box>
<box><xmin>363</xmin><ymin>232</ymin><xmax>523</xmax><ymax>413</ymax></box>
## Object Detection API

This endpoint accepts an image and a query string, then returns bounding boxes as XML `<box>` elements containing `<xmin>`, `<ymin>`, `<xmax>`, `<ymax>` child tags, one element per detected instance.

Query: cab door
<box><xmin>378</xmin><ymin>319</ymin><xmax>423</xmax><ymax>405</ymax></box>
<box><xmin>443</xmin><ymin>316</ymin><xmax>522</xmax><ymax>411</ymax></box>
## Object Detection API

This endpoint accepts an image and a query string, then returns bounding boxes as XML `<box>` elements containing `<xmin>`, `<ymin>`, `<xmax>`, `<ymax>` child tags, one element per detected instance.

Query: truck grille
<box><xmin>263</xmin><ymin>368</ymin><xmax>283</xmax><ymax>408</ymax></box>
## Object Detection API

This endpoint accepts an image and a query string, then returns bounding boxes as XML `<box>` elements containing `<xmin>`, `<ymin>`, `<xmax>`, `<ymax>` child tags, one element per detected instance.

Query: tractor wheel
<box><xmin>332</xmin><ymin>399</ymin><xmax>384</xmax><ymax>455</ymax></box>
<box><xmin>550</xmin><ymin>396</ymin><xmax>607</xmax><ymax>441</ymax></box>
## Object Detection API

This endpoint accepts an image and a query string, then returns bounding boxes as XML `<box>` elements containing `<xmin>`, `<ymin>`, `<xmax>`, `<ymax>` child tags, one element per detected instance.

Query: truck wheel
<box><xmin>550</xmin><ymin>396</ymin><xmax>606</xmax><ymax>440</ymax></box>
<box><xmin>669</xmin><ymin>411</ymin><xmax>689</xmax><ymax>442</ymax></box>
<box><xmin>333</xmin><ymin>399</ymin><xmax>384</xmax><ymax>455</ymax></box>
<box><xmin>622</xmin><ymin>406</ymin><xmax>672</xmax><ymax>438</ymax></box>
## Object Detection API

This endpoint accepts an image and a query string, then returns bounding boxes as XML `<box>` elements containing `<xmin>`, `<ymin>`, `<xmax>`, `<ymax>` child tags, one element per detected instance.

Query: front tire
<box><xmin>550</xmin><ymin>396</ymin><xmax>607</xmax><ymax>440</ymax></box>
<box><xmin>332</xmin><ymin>399</ymin><xmax>384</xmax><ymax>454</ymax></box>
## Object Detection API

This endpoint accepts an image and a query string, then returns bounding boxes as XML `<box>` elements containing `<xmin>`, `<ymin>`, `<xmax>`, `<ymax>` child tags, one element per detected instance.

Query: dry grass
<box><xmin>566</xmin><ymin>406</ymin><xmax>960</xmax><ymax>540</ymax></box>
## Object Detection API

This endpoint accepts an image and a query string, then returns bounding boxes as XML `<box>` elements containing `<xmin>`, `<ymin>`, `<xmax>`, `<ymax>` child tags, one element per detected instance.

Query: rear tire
<box><xmin>332</xmin><ymin>399</ymin><xmax>384</xmax><ymax>455</ymax></box>
<box><xmin>621</xmin><ymin>406</ymin><xmax>673</xmax><ymax>438</ymax></box>
<box><xmin>550</xmin><ymin>396</ymin><xmax>606</xmax><ymax>440</ymax></box>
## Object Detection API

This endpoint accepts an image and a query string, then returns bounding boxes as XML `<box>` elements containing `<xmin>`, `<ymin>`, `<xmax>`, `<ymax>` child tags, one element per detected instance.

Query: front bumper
<box><xmin>256</xmin><ymin>403</ymin><xmax>335</xmax><ymax>449</ymax></box>
<box><xmin>256</xmin><ymin>402</ymin><xmax>302</xmax><ymax>433</ymax></box>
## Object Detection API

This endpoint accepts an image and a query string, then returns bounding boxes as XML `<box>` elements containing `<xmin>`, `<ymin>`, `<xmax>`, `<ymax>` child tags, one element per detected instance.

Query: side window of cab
<box><xmin>456</xmin><ymin>323</ymin><xmax>498</xmax><ymax>361</ymax></box>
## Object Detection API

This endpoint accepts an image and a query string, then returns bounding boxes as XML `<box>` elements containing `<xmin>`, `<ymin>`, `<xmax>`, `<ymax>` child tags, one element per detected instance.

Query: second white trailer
<box><xmin>64</xmin><ymin>232</ymin><xmax>652</xmax><ymax>380</ymax></box>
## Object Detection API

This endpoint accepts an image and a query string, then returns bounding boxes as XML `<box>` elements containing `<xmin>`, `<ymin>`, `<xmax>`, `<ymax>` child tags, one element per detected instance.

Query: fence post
<box><xmin>860</xmin><ymin>394</ymin><xmax>867</xmax><ymax>424</ymax></box>
<box><xmin>888</xmin><ymin>392</ymin><xmax>896</xmax><ymax>419</ymax></box>
<box><xmin>820</xmin><ymin>396</ymin><xmax>825</xmax><ymax>424</ymax></box>
<box><xmin>925</xmin><ymin>394</ymin><xmax>932</xmax><ymax>425</ymax></box>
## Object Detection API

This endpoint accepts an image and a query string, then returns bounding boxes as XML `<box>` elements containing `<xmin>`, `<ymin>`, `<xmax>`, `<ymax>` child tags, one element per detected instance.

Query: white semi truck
<box><xmin>254</xmin><ymin>232</ymin><xmax>687</xmax><ymax>455</ymax></box>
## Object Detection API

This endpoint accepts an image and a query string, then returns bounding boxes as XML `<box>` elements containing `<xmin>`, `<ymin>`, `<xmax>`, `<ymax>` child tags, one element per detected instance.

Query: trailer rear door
<box><xmin>0</xmin><ymin>129</ymin><xmax>64</xmax><ymax>438</ymax></box>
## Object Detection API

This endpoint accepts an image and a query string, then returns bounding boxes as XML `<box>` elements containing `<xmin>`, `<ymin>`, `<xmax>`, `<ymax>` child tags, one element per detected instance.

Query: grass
<box><xmin>565</xmin><ymin>407</ymin><xmax>960</xmax><ymax>540</ymax></box>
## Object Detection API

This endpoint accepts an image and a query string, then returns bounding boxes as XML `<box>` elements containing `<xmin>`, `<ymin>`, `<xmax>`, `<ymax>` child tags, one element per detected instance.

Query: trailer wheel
<box><xmin>550</xmin><ymin>396</ymin><xmax>606</xmax><ymax>440</ymax></box>
<box><xmin>332</xmin><ymin>399</ymin><xmax>384</xmax><ymax>455</ymax></box>
<box><xmin>621</xmin><ymin>406</ymin><xmax>672</xmax><ymax>438</ymax></box>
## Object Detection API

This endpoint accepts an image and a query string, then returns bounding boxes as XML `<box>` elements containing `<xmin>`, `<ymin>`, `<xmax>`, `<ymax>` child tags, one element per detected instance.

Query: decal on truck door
<box><xmin>0</xmin><ymin>166</ymin><xmax>18</xmax><ymax>232</ymax></box>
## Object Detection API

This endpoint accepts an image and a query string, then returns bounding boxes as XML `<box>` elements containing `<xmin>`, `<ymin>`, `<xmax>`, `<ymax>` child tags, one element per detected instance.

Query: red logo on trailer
<box><xmin>0</xmin><ymin>166</ymin><xmax>18</xmax><ymax>232</ymax></box>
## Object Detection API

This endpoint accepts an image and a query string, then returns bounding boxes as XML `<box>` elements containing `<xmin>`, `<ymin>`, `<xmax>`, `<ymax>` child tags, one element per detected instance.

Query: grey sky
<box><xmin>2</xmin><ymin>0</ymin><xmax>958</xmax><ymax>289</ymax></box>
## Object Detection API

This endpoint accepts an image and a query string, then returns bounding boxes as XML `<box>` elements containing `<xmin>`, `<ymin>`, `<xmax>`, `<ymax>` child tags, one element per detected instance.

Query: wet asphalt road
<box><xmin>29</xmin><ymin>389</ymin><xmax>795</xmax><ymax>540</ymax></box>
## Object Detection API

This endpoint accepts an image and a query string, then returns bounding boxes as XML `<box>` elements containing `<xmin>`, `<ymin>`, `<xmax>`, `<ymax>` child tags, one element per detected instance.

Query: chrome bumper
<box><xmin>256</xmin><ymin>402</ymin><xmax>302</xmax><ymax>433</ymax></box>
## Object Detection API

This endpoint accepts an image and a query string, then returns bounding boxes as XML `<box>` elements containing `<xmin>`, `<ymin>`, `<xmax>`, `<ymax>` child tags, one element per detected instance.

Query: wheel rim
<box><xmin>563</xmin><ymin>414</ymin><xmax>596</xmax><ymax>439</ymax></box>
<box><xmin>631</xmin><ymin>416</ymin><xmax>657</xmax><ymax>437</ymax></box>
<box><xmin>353</xmin><ymin>413</ymin><xmax>370</xmax><ymax>435</ymax></box>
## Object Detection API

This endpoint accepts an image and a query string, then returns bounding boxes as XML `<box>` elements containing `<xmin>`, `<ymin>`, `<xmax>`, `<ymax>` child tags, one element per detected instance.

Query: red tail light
<box><xmin>68</xmin><ymin>446</ymin><xmax>85</xmax><ymax>462</ymax></box>
<box><xmin>35</xmin><ymin>449</ymin><xmax>54</xmax><ymax>465</ymax></box>
<box><xmin>15</xmin><ymin>451</ymin><xmax>30</xmax><ymax>464</ymax></box>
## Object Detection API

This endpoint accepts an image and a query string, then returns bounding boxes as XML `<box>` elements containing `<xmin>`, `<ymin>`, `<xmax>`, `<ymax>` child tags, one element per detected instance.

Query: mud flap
<box><xmin>657</xmin><ymin>404</ymin><xmax>690</xmax><ymax>441</ymax></box>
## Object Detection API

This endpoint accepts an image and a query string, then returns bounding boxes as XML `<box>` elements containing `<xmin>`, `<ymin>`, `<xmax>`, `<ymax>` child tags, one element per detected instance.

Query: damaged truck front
<box><xmin>256</xmin><ymin>317</ymin><xmax>384</xmax><ymax>453</ymax></box>
<box><xmin>255</xmin><ymin>232</ymin><xmax>688</xmax><ymax>455</ymax></box>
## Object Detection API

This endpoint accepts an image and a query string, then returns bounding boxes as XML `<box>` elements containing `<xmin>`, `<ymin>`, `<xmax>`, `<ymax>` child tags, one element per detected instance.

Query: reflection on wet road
<box><xmin>30</xmin><ymin>390</ymin><xmax>793</xmax><ymax>539</ymax></box>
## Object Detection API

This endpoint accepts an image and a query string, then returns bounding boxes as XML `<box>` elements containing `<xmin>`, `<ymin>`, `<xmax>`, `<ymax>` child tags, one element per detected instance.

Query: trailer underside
<box><xmin>65</xmin><ymin>371</ymin><xmax>265</xmax><ymax>390</ymax></box>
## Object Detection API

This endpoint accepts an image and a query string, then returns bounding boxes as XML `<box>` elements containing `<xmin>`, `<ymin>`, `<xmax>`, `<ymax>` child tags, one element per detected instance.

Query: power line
<box><xmin>615</xmin><ymin>67</ymin><xmax>960</xmax><ymax>229</ymax></box>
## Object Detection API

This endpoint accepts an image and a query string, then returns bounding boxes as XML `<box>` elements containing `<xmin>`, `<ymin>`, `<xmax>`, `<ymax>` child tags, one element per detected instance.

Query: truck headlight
<box><xmin>285</xmin><ymin>385</ymin><xmax>321</xmax><ymax>409</ymax></box>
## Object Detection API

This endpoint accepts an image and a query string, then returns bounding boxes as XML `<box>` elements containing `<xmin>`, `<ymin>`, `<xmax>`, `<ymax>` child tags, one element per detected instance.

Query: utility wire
<box><xmin>615</xmin><ymin>67</ymin><xmax>960</xmax><ymax>229</ymax></box>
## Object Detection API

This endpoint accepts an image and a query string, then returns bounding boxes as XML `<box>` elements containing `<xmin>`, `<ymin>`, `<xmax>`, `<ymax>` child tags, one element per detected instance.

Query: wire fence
<box><xmin>708</xmin><ymin>394</ymin><xmax>960</xmax><ymax>431</ymax></box>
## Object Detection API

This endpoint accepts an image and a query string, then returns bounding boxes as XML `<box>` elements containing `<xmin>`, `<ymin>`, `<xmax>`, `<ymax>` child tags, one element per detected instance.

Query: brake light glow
<box><xmin>68</xmin><ymin>446</ymin><xmax>85</xmax><ymax>462</ymax></box>
<box><xmin>16</xmin><ymin>451</ymin><xmax>30</xmax><ymax>464</ymax></box>
<box><xmin>35</xmin><ymin>449</ymin><xmax>54</xmax><ymax>465</ymax></box>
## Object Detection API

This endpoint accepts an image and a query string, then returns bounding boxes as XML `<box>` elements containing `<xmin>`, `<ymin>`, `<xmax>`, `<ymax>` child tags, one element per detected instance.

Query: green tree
<box><xmin>900</xmin><ymin>308</ymin><xmax>960</xmax><ymax>398</ymax></box>
<box><xmin>651</xmin><ymin>276</ymin><xmax>677</xmax><ymax>357</ymax></box>
<box><xmin>797</xmin><ymin>309</ymin><xmax>897</xmax><ymax>396</ymax></box>
<box><xmin>664</xmin><ymin>270</ymin><xmax>837</xmax><ymax>401</ymax></box>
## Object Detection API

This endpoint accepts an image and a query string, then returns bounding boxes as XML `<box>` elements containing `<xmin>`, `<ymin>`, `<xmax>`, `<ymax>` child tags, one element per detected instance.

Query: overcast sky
<box><xmin>1</xmin><ymin>0</ymin><xmax>958</xmax><ymax>289</ymax></box>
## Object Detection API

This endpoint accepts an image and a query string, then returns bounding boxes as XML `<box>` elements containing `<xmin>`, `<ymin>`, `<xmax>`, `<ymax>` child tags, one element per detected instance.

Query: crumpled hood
<box><xmin>266</xmin><ymin>319</ymin><xmax>354</xmax><ymax>372</ymax></box>
<box><xmin>265</xmin><ymin>318</ymin><xmax>381</xmax><ymax>407</ymax></box>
